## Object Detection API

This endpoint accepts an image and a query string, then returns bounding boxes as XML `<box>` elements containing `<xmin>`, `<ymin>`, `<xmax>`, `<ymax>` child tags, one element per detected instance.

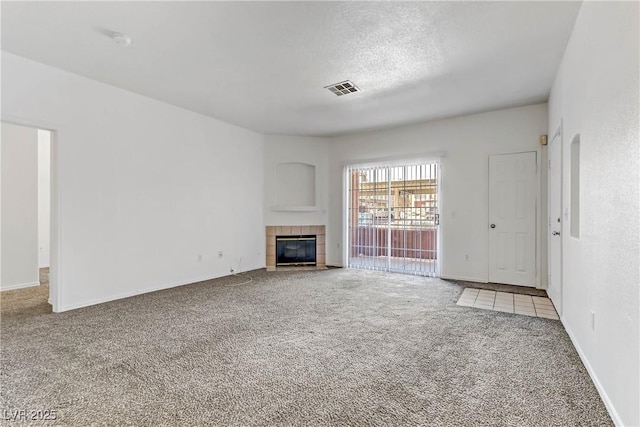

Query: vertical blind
<box><xmin>346</xmin><ymin>162</ymin><xmax>440</xmax><ymax>277</ymax></box>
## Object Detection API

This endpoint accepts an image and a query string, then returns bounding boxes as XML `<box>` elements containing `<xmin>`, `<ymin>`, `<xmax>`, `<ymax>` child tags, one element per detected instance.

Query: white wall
<box><xmin>38</xmin><ymin>129</ymin><xmax>51</xmax><ymax>268</ymax></box>
<box><xmin>548</xmin><ymin>2</ymin><xmax>639</xmax><ymax>425</ymax></box>
<box><xmin>328</xmin><ymin>104</ymin><xmax>548</xmax><ymax>283</ymax></box>
<box><xmin>1</xmin><ymin>52</ymin><xmax>265</xmax><ymax>311</ymax></box>
<box><xmin>1</xmin><ymin>122</ymin><xmax>39</xmax><ymax>290</ymax></box>
<box><xmin>264</xmin><ymin>135</ymin><xmax>330</xmax><ymax>227</ymax></box>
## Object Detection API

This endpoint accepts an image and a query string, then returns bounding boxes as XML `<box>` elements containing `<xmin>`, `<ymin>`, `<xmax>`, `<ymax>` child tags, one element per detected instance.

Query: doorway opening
<box><xmin>346</xmin><ymin>162</ymin><xmax>440</xmax><ymax>277</ymax></box>
<box><xmin>1</xmin><ymin>121</ymin><xmax>54</xmax><ymax>315</ymax></box>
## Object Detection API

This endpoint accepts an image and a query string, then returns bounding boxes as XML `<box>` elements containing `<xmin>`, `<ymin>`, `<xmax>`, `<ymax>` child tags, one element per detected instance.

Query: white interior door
<box><xmin>548</xmin><ymin>129</ymin><xmax>563</xmax><ymax>312</ymax></box>
<box><xmin>489</xmin><ymin>152</ymin><xmax>537</xmax><ymax>287</ymax></box>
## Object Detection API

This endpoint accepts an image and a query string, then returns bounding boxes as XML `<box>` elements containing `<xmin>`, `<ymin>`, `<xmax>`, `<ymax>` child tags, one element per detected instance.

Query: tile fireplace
<box><xmin>266</xmin><ymin>225</ymin><xmax>326</xmax><ymax>271</ymax></box>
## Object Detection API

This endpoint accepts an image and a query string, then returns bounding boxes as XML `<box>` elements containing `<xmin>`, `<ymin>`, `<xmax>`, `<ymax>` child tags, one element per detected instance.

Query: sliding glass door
<box><xmin>346</xmin><ymin>162</ymin><xmax>440</xmax><ymax>277</ymax></box>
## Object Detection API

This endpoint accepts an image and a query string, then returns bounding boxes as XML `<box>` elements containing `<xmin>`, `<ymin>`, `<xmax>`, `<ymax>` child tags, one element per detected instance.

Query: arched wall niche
<box><xmin>274</xmin><ymin>162</ymin><xmax>316</xmax><ymax>210</ymax></box>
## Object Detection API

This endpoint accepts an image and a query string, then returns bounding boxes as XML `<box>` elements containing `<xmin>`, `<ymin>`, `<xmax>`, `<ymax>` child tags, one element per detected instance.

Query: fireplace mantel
<box><xmin>266</xmin><ymin>225</ymin><xmax>326</xmax><ymax>271</ymax></box>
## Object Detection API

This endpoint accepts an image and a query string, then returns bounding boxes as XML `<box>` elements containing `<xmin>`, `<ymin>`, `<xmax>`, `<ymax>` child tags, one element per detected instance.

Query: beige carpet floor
<box><xmin>0</xmin><ymin>268</ymin><xmax>611</xmax><ymax>426</ymax></box>
<box><xmin>0</xmin><ymin>268</ymin><xmax>51</xmax><ymax>320</ymax></box>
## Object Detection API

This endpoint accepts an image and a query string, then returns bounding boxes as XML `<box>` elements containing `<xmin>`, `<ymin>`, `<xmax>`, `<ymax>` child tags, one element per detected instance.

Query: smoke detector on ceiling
<box><xmin>112</xmin><ymin>32</ymin><xmax>133</xmax><ymax>47</ymax></box>
<box><xmin>325</xmin><ymin>80</ymin><xmax>360</xmax><ymax>96</ymax></box>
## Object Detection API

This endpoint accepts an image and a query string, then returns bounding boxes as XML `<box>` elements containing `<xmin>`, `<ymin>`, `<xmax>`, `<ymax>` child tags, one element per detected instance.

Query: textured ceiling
<box><xmin>1</xmin><ymin>1</ymin><xmax>581</xmax><ymax>136</ymax></box>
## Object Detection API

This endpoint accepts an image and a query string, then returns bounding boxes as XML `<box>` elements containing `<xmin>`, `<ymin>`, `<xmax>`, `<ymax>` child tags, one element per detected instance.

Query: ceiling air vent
<box><xmin>325</xmin><ymin>80</ymin><xmax>360</xmax><ymax>96</ymax></box>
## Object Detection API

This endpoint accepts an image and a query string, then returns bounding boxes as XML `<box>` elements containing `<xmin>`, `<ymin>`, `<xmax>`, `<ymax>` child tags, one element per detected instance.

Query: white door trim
<box><xmin>547</xmin><ymin>121</ymin><xmax>563</xmax><ymax>315</ymax></box>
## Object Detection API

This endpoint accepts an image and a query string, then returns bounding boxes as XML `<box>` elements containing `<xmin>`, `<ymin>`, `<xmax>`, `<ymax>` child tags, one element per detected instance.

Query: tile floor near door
<box><xmin>457</xmin><ymin>287</ymin><xmax>559</xmax><ymax>320</ymax></box>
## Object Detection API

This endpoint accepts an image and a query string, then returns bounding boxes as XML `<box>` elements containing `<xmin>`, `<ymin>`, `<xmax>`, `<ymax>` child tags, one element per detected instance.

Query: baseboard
<box><xmin>0</xmin><ymin>281</ymin><xmax>40</xmax><ymax>291</ymax></box>
<box><xmin>57</xmin><ymin>269</ymin><xmax>261</xmax><ymax>312</ymax></box>
<box><xmin>560</xmin><ymin>317</ymin><xmax>624</xmax><ymax>426</ymax></box>
<box><xmin>439</xmin><ymin>274</ymin><xmax>487</xmax><ymax>283</ymax></box>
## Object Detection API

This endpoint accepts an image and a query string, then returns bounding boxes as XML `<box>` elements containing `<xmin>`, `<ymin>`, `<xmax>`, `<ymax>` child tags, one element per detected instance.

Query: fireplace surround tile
<box><xmin>266</xmin><ymin>244</ymin><xmax>275</xmax><ymax>256</ymax></box>
<box><xmin>266</xmin><ymin>225</ymin><xmax>326</xmax><ymax>271</ymax></box>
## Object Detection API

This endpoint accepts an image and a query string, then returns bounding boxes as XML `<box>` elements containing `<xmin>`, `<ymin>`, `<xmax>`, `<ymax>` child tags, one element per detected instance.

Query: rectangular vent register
<box><xmin>325</xmin><ymin>80</ymin><xmax>360</xmax><ymax>96</ymax></box>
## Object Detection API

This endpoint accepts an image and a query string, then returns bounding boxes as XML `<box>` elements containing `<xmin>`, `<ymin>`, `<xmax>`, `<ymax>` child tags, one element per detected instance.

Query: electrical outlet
<box><xmin>218</xmin><ymin>251</ymin><xmax>223</xmax><ymax>258</ymax></box>
<box><xmin>197</xmin><ymin>254</ymin><xmax>202</xmax><ymax>262</ymax></box>
<box><xmin>337</xmin><ymin>242</ymin><xmax>340</xmax><ymax>249</ymax></box>
<box><xmin>464</xmin><ymin>254</ymin><xmax>470</xmax><ymax>261</ymax></box>
<box><xmin>591</xmin><ymin>311</ymin><xmax>596</xmax><ymax>331</ymax></box>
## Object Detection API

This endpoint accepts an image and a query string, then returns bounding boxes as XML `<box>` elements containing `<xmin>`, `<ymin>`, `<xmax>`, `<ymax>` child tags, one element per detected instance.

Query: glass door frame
<box><xmin>343</xmin><ymin>159</ymin><xmax>442</xmax><ymax>277</ymax></box>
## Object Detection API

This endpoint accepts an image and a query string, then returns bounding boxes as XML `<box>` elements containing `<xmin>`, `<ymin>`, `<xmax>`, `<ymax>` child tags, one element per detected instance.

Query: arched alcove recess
<box><xmin>275</xmin><ymin>162</ymin><xmax>316</xmax><ymax>209</ymax></box>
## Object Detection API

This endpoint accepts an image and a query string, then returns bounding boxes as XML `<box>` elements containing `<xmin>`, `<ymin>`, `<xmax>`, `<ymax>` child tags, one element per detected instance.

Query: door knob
<box><xmin>552</xmin><ymin>231</ymin><xmax>560</xmax><ymax>236</ymax></box>
<box><xmin>490</xmin><ymin>224</ymin><xmax>496</xmax><ymax>228</ymax></box>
